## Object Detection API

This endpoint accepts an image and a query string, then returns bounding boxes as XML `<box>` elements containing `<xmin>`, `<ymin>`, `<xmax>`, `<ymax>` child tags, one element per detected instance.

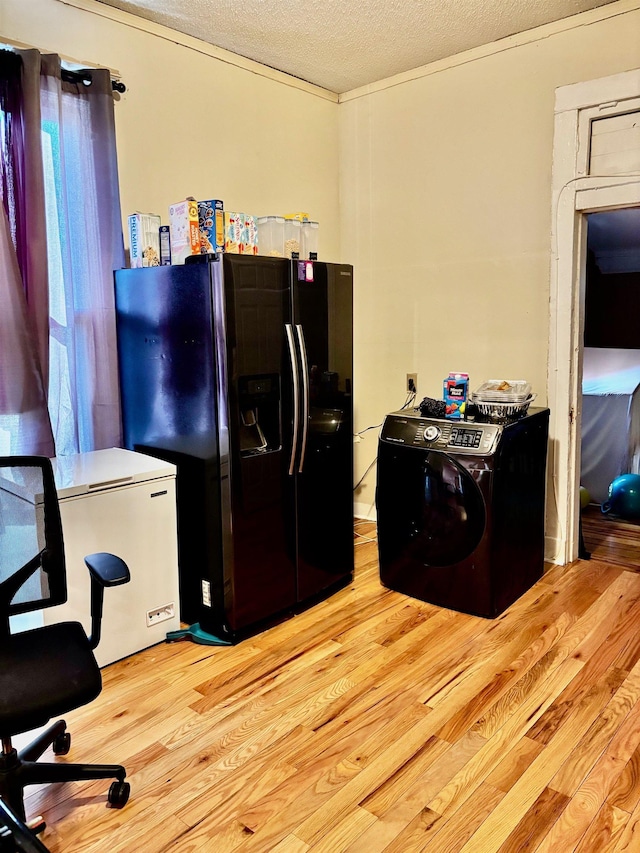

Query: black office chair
<box><xmin>0</xmin><ymin>797</ymin><xmax>52</xmax><ymax>852</ymax></box>
<box><xmin>0</xmin><ymin>456</ymin><xmax>131</xmax><ymax>824</ymax></box>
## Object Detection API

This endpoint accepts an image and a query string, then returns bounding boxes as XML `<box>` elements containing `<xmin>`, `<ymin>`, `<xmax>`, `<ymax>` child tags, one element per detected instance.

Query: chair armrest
<box><xmin>84</xmin><ymin>553</ymin><xmax>131</xmax><ymax>650</ymax></box>
<box><xmin>84</xmin><ymin>552</ymin><xmax>130</xmax><ymax>587</ymax></box>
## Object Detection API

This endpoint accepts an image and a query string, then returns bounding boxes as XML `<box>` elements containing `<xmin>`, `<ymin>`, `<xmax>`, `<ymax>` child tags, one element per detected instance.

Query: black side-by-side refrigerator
<box><xmin>114</xmin><ymin>254</ymin><xmax>354</xmax><ymax>642</ymax></box>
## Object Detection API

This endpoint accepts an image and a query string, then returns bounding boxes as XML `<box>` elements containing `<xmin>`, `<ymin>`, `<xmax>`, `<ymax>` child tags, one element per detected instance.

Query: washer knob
<box><xmin>423</xmin><ymin>425</ymin><xmax>441</xmax><ymax>442</ymax></box>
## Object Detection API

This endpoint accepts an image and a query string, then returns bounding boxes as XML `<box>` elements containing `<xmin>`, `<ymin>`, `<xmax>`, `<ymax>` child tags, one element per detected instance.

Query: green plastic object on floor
<box><xmin>166</xmin><ymin>623</ymin><xmax>231</xmax><ymax>645</ymax></box>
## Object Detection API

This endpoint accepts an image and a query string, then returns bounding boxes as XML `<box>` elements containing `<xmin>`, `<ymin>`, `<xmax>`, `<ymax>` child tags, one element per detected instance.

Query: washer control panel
<box><xmin>380</xmin><ymin>411</ymin><xmax>502</xmax><ymax>455</ymax></box>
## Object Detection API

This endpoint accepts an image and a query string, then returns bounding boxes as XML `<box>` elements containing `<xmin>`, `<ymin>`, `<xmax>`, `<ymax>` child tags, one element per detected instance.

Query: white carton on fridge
<box><xmin>128</xmin><ymin>212</ymin><xmax>161</xmax><ymax>268</ymax></box>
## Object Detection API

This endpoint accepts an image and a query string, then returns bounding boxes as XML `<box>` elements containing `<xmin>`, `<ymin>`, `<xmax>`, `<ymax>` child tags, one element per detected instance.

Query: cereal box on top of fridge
<box><xmin>128</xmin><ymin>212</ymin><xmax>161</xmax><ymax>268</ymax></box>
<box><xmin>168</xmin><ymin>198</ymin><xmax>200</xmax><ymax>264</ymax></box>
<box><xmin>224</xmin><ymin>211</ymin><xmax>244</xmax><ymax>254</ymax></box>
<box><xmin>243</xmin><ymin>214</ymin><xmax>258</xmax><ymax>255</ymax></box>
<box><xmin>198</xmin><ymin>199</ymin><xmax>224</xmax><ymax>254</ymax></box>
<box><xmin>159</xmin><ymin>225</ymin><xmax>171</xmax><ymax>265</ymax></box>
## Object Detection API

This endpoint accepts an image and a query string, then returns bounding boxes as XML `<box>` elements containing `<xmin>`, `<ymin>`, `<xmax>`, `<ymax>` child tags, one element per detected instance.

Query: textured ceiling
<box><xmin>96</xmin><ymin>0</ymin><xmax>621</xmax><ymax>93</ymax></box>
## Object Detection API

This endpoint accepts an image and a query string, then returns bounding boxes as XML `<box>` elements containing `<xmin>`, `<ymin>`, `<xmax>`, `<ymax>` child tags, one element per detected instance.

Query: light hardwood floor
<box><xmin>24</xmin><ymin>522</ymin><xmax>640</xmax><ymax>852</ymax></box>
<box><xmin>582</xmin><ymin>506</ymin><xmax>640</xmax><ymax>571</ymax></box>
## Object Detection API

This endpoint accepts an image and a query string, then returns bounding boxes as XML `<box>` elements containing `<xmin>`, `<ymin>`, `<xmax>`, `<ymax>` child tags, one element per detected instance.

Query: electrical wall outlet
<box><xmin>146</xmin><ymin>603</ymin><xmax>175</xmax><ymax>627</ymax></box>
<box><xmin>407</xmin><ymin>373</ymin><xmax>418</xmax><ymax>394</ymax></box>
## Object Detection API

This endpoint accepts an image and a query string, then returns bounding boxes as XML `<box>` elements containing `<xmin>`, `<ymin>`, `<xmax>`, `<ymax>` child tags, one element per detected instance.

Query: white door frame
<box><xmin>548</xmin><ymin>69</ymin><xmax>640</xmax><ymax>565</ymax></box>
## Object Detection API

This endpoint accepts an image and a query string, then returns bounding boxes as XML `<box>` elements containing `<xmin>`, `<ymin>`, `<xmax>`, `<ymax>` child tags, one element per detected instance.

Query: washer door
<box><xmin>416</xmin><ymin>452</ymin><xmax>486</xmax><ymax>566</ymax></box>
<box><xmin>377</xmin><ymin>444</ymin><xmax>487</xmax><ymax>568</ymax></box>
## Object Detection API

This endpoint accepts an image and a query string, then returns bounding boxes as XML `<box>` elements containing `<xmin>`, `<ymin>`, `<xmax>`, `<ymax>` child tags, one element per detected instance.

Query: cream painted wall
<box><xmin>341</xmin><ymin>5</ymin><xmax>640</xmax><ymax>517</ymax></box>
<box><xmin>3</xmin><ymin>0</ymin><xmax>640</xmax><ymax>527</ymax></box>
<box><xmin>1</xmin><ymin>0</ymin><xmax>341</xmax><ymax>259</ymax></box>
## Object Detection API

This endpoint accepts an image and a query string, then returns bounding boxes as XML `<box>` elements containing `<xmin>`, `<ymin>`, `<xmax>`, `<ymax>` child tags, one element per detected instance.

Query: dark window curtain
<box><xmin>0</xmin><ymin>48</ymin><xmax>125</xmax><ymax>457</ymax></box>
<box><xmin>0</xmin><ymin>50</ymin><xmax>53</xmax><ymax>456</ymax></box>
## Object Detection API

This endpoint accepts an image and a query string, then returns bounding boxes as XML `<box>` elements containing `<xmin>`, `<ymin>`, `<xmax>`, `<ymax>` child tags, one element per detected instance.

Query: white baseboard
<box><xmin>545</xmin><ymin>534</ymin><xmax>567</xmax><ymax>566</ymax></box>
<box><xmin>354</xmin><ymin>501</ymin><xmax>377</xmax><ymax>522</ymax></box>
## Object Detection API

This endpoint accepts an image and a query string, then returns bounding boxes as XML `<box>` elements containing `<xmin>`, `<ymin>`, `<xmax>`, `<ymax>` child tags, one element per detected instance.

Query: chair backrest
<box><xmin>0</xmin><ymin>457</ymin><xmax>66</xmax><ymax>629</ymax></box>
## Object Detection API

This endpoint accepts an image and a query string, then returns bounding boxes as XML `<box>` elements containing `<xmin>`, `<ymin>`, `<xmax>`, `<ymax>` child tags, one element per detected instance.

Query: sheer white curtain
<box><xmin>0</xmin><ymin>204</ymin><xmax>51</xmax><ymax>454</ymax></box>
<box><xmin>0</xmin><ymin>49</ymin><xmax>125</xmax><ymax>456</ymax></box>
<box><xmin>39</xmin><ymin>56</ymin><xmax>125</xmax><ymax>454</ymax></box>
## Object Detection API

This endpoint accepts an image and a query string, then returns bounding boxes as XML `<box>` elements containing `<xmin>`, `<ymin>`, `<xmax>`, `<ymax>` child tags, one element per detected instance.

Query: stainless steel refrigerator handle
<box><xmin>285</xmin><ymin>324</ymin><xmax>300</xmax><ymax>476</ymax></box>
<box><xmin>296</xmin><ymin>324</ymin><xmax>310</xmax><ymax>473</ymax></box>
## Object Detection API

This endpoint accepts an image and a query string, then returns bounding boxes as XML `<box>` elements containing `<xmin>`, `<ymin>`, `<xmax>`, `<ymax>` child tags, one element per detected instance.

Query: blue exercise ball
<box><xmin>602</xmin><ymin>473</ymin><xmax>640</xmax><ymax>519</ymax></box>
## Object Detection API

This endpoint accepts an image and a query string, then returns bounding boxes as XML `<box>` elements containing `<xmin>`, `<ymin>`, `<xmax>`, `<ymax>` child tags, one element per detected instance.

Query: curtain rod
<box><xmin>0</xmin><ymin>39</ymin><xmax>125</xmax><ymax>93</ymax></box>
<box><xmin>61</xmin><ymin>67</ymin><xmax>126</xmax><ymax>93</ymax></box>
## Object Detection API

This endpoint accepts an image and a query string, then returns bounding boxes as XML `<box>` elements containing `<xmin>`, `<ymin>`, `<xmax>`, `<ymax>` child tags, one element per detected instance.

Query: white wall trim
<box><xmin>354</xmin><ymin>500</ymin><xmax>376</xmax><ymax>522</ymax></box>
<box><xmin>340</xmin><ymin>0</ymin><xmax>640</xmax><ymax>103</ymax></box>
<box><xmin>548</xmin><ymin>68</ymin><xmax>640</xmax><ymax>566</ymax></box>
<box><xmin>555</xmin><ymin>68</ymin><xmax>640</xmax><ymax>112</ymax></box>
<box><xmin>55</xmin><ymin>0</ymin><xmax>339</xmax><ymax>103</ymax></box>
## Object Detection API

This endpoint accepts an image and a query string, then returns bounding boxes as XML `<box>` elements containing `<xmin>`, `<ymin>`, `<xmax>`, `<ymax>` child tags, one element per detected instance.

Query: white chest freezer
<box><xmin>10</xmin><ymin>448</ymin><xmax>180</xmax><ymax>667</ymax></box>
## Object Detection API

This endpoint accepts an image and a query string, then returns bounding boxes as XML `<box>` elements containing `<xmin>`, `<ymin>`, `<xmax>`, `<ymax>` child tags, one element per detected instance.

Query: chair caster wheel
<box><xmin>108</xmin><ymin>780</ymin><xmax>130</xmax><ymax>808</ymax></box>
<box><xmin>52</xmin><ymin>732</ymin><xmax>71</xmax><ymax>755</ymax></box>
<box><xmin>26</xmin><ymin>816</ymin><xmax>46</xmax><ymax>835</ymax></box>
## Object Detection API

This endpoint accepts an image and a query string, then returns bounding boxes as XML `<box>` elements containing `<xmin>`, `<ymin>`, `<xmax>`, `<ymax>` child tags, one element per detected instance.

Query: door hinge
<box><xmin>569</xmin><ymin>407</ymin><xmax>575</xmax><ymax>425</ymax></box>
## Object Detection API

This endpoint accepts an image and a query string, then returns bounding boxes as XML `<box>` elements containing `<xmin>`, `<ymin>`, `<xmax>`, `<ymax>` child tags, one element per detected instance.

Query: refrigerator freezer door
<box><xmin>116</xmin><ymin>263</ymin><xmax>222</xmax><ymax>631</ymax></box>
<box><xmin>115</xmin><ymin>264</ymin><xmax>217</xmax><ymax>450</ymax></box>
<box><xmin>292</xmin><ymin>262</ymin><xmax>354</xmax><ymax>601</ymax></box>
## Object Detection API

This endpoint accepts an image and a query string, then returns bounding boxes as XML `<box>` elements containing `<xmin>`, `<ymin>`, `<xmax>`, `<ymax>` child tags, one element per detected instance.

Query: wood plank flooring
<box><xmin>22</xmin><ymin>522</ymin><xmax>640</xmax><ymax>852</ymax></box>
<box><xmin>582</xmin><ymin>506</ymin><xmax>640</xmax><ymax>570</ymax></box>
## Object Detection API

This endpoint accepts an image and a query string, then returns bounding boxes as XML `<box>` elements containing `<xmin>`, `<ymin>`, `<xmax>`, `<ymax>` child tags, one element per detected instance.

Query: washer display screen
<box><xmin>449</xmin><ymin>428</ymin><xmax>482</xmax><ymax>449</ymax></box>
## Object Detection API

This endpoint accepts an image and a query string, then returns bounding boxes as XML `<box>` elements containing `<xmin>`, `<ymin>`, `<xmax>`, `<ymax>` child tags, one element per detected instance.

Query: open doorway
<box><xmin>580</xmin><ymin>207</ymin><xmax>640</xmax><ymax>567</ymax></box>
<box><xmin>547</xmin><ymin>68</ymin><xmax>640</xmax><ymax>566</ymax></box>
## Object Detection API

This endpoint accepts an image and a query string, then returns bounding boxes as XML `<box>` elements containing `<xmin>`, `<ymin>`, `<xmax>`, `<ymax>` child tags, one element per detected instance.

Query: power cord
<box><xmin>400</xmin><ymin>387</ymin><xmax>417</xmax><ymax>410</ymax></box>
<box><xmin>354</xmin><ymin>519</ymin><xmax>377</xmax><ymax>544</ymax></box>
<box><xmin>353</xmin><ymin>388</ymin><xmax>417</xmax><ymax>491</ymax></box>
<box><xmin>354</xmin><ymin>388</ymin><xmax>417</xmax><ymax>442</ymax></box>
<box><xmin>355</xmin><ymin>423</ymin><xmax>382</xmax><ymax>438</ymax></box>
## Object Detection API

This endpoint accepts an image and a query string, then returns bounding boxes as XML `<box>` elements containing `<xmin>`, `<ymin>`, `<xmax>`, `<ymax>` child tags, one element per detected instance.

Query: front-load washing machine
<box><xmin>376</xmin><ymin>407</ymin><xmax>549</xmax><ymax>618</ymax></box>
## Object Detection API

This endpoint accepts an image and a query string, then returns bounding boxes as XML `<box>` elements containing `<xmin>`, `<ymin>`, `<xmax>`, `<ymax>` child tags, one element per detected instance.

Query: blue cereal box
<box><xmin>443</xmin><ymin>372</ymin><xmax>469</xmax><ymax>419</ymax></box>
<box><xmin>197</xmin><ymin>199</ymin><xmax>224</xmax><ymax>254</ymax></box>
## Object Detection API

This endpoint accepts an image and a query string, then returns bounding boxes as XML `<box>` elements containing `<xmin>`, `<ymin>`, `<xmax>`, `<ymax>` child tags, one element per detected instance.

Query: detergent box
<box><xmin>443</xmin><ymin>372</ymin><xmax>469</xmax><ymax>419</ymax></box>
